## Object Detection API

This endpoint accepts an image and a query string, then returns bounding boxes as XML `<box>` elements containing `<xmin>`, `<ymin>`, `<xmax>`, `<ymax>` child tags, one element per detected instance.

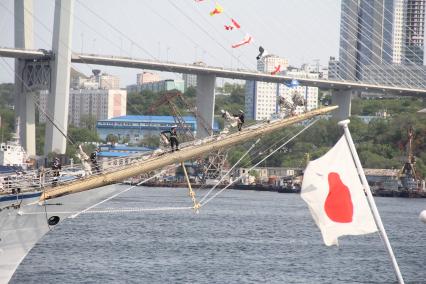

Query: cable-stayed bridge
<box><xmin>1</xmin><ymin>0</ymin><xmax>426</xmax><ymax>157</ymax></box>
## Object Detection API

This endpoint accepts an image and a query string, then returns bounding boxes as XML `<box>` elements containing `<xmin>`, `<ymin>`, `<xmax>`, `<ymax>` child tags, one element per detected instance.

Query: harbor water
<box><xmin>11</xmin><ymin>186</ymin><xmax>426</xmax><ymax>283</ymax></box>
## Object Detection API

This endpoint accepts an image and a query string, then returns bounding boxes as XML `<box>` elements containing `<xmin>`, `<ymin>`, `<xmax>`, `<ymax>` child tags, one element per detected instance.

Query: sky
<box><xmin>0</xmin><ymin>0</ymin><xmax>341</xmax><ymax>87</ymax></box>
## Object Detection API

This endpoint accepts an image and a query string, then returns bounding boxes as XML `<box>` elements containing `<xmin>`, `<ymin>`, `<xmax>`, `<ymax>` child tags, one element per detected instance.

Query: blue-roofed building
<box><xmin>97</xmin><ymin>144</ymin><xmax>156</xmax><ymax>169</ymax></box>
<box><xmin>96</xmin><ymin>115</ymin><xmax>219</xmax><ymax>144</ymax></box>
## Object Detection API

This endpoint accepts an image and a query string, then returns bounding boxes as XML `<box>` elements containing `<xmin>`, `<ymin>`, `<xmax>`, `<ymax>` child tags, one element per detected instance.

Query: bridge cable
<box><xmin>338</xmin><ymin>0</ymin><xmax>426</xmax><ymax>88</ymax></box>
<box><xmin>198</xmin><ymin>137</ymin><xmax>261</xmax><ymax>204</ymax></box>
<box><xmin>69</xmin><ymin>164</ymin><xmax>180</xmax><ymax>219</ymax></box>
<box><xmin>360</xmin><ymin>0</ymin><xmax>426</xmax><ymax>84</ymax></box>
<box><xmin>181</xmin><ymin>0</ymin><xmax>254</xmax><ymax>69</ymax></box>
<box><xmin>167</xmin><ymin>0</ymin><xmax>252</xmax><ymax>70</ymax></box>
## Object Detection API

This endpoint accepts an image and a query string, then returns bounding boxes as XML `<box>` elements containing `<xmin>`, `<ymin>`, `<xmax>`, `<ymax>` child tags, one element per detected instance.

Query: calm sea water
<box><xmin>11</xmin><ymin>186</ymin><xmax>426</xmax><ymax>283</ymax></box>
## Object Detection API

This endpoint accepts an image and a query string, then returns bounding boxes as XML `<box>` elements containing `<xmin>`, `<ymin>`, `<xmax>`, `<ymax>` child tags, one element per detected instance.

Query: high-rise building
<box><xmin>182</xmin><ymin>73</ymin><xmax>197</xmax><ymax>90</ymax></box>
<box><xmin>328</xmin><ymin>56</ymin><xmax>340</xmax><ymax>80</ymax></box>
<box><xmin>339</xmin><ymin>0</ymin><xmax>425</xmax><ymax>80</ymax></box>
<box><xmin>245</xmin><ymin>55</ymin><xmax>318</xmax><ymax>120</ymax></box>
<box><xmin>404</xmin><ymin>0</ymin><xmax>426</xmax><ymax>65</ymax></box>
<box><xmin>257</xmin><ymin>55</ymin><xmax>289</xmax><ymax>73</ymax></box>
<box><xmin>39</xmin><ymin>89</ymin><xmax>127</xmax><ymax>127</ymax></box>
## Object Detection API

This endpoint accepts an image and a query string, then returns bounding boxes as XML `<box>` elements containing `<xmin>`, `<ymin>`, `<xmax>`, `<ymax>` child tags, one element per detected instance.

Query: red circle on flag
<box><xmin>324</xmin><ymin>172</ymin><xmax>354</xmax><ymax>223</ymax></box>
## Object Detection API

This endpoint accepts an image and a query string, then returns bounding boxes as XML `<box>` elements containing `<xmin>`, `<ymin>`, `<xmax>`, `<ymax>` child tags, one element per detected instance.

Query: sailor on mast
<box><xmin>161</xmin><ymin>126</ymin><xmax>179</xmax><ymax>152</ymax></box>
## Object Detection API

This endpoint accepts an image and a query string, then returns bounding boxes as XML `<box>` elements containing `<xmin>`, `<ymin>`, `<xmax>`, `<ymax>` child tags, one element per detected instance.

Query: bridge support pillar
<box><xmin>14</xmin><ymin>0</ymin><xmax>36</xmax><ymax>157</ymax></box>
<box><xmin>196</xmin><ymin>75</ymin><xmax>216</xmax><ymax>138</ymax></box>
<box><xmin>331</xmin><ymin>90</ymin><xmax>354</xmax><ymax>120</ymax></box>
<box><xmin>45</xmin><ymin>0</ymin><xmax>74</xmax><ymax>154</ymax></box>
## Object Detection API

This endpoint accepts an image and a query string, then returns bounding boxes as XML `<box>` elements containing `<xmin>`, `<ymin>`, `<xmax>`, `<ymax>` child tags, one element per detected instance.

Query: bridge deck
<box><xmin>1</xmin><ymin>47</ymin><xmax>426</xmax><ymax>96</ymax></box>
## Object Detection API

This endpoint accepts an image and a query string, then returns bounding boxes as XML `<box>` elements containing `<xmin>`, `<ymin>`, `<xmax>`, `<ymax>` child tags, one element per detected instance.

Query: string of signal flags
<box><xmin>194</xmin><ymin>0</ymin><xmax>280</xmax><ymax>75</ymax></box>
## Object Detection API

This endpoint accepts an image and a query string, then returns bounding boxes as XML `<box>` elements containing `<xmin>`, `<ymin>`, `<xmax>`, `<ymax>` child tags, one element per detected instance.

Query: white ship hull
<box><xmin>0</xmin><ymin>185</ymin><xmax>123</xmax><ymax>284</ymax></box>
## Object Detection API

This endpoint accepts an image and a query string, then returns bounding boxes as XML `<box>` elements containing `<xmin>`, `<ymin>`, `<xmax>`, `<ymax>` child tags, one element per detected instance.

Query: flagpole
<box><xmin>338</xmin><ymin>119</ymin><xmax>404</xmax><ymax>284</ymax></box>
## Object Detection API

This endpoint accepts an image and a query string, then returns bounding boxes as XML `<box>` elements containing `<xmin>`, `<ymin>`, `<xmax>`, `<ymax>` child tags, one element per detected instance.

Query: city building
<box><xmin>99</xmin><ymin>73</ymin><xmax>120</xmax><ymax>89</ymax></box>
<box><xmin>137</xmin><ymin>72</ymin><xmax>160</xmax><ymax>85</ymax></box>
<box><xmin>182</xmin><ymin>73</ymin><xmax>197</xmax><ymax>89</ymax></box>
<box><xmin>127</xmin><ymin>79</ymin><xmax>185</xmax><ymax>93</ymax></box>
<box><xmin>328</xmin><ymin>56</ymin><xmax>340</xmax><ymax>80</ymax></box>
<box><xmin>339</xmin><ymin>0</ymin><xmax>425</xmax><ymax>80</ymax></box>
<box><xmin>245</xmin><ymin>55</ymin><xmax>318</xmax><ymax>120</ymax></box>
<box><xmin>71</xmin><ymin>69</ymin><xmax>120</xmax><ymax>90</ymax></box>
<box><xmin>96</xmin><ymin>115</ymin><xmax>219</xmax><ymax>144</ymax></box>
<box><xmin>403</xmin><ymin>0</ymin><xmax>426</xmax><ymax>65</ymax></box>
<box><xmin>39</xmin><ymin>89</ymin><xmax>127</xmax><ymax>127</ymax></box>
<box><xmin>95</xmin><ymin>144</ymin><xmax>155</xmax><ymax>171</ymax></box>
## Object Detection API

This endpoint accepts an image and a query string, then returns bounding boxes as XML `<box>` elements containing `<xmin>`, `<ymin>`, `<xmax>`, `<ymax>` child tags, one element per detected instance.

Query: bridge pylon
<box><xmin>331</xmin><ymin>90</ymin><xmax>356</xmax><ymax>120</ymax></box>
<box><xmin>14</xmin><ymin>0</ymin><xmax>36</xmax><ymax>157</ymax></box>
<box><xmin>196</xmin><ymin>75</ymin><xmax>216</xmax><ymax>138</ymax></box>
<box><xmin>44</xmin><ymin>0</ymin><xmax>74</xmax><ymax>155</ymax></box>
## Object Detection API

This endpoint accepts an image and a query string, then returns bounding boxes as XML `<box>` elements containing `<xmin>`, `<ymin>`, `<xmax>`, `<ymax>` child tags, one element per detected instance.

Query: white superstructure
<box><xmin>0</xmin><ymin>121</ymin><xmax>28</xmax><ymax>169</ymax></box>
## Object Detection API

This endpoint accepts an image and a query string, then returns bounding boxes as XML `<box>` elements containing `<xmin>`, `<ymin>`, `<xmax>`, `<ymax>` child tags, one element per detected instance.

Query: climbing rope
<box><xmin>69</xmin><ymin>165</ymin><xmax>178</xmax><ymax>219</ymax></box>
<box><xmin>181</xmin><ymin>162</ymin><xmax>201</xmax><ymax>212</ymax></box>
<box><xmin>198</xmin><ymin>138</ymin><xmax>261</xmax><ymax>204</ymax></box>
<box><xmin>200</xmin><ymin>118</ymin><xmax>319</xmax><ymax>207</ymax></box>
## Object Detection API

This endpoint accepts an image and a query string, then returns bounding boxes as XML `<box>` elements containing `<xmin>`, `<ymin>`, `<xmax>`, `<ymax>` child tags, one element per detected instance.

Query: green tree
<box><xmin>138</xmin><ymin>135</ymin><xmax>160</xmax><ymax>147</ymax></box>
<box><xmin>80</xmin><ymin>114</ymin><xmax>97</xmax><ymax>130</ymax></box>
<box><xmin>106</xmin><ymin>134</ymin><xmax>118</xmax><ymax>144</ymax></box>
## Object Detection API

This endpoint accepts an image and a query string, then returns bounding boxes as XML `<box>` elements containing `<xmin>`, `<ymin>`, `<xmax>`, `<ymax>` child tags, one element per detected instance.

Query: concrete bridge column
<box><xmin>44</xmin><ymin>0</ymin><xmax>74</xmax><ymax>154</ymax></box>
<box><xmin>331</xmin><ymin>90</ymin><xmax>355</xmax><ymax>120</ymax></box>
<box><xmin>14</xmin><ymin>0</ymin><xmax>36</xmax><ymax>157</ymax></box>
<box><xmin>196</xmin><ymin>75</ymin><xmax>216</xmax><ymax>138</ymax></box>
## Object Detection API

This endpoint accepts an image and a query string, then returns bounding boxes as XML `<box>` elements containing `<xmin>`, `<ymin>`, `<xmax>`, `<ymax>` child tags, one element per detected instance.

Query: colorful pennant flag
<box><xmin>232</xmin><ymin>35</ymin><xmax>252</xmax><ymax>48</ymax></box>
<box><xmin>271</xmin><ymin>65</ymin><xmax>281</xmax><ymax>75</ymax></box>
<box><xmin>224</xmin><ymin>18</ymin><xmax>241</xmax><ymax>30</ymax></box>
<box><xmin>210</xmin><ymin>4</ymin><xmax>223</xmax><ymax>16</ymax></box>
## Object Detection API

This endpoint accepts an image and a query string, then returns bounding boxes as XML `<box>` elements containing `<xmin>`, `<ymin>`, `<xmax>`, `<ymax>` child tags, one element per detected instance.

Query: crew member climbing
<box><xmin>161</xmin><ymin>126</ymin><xmax>179</xmax><ymax>152</ymax></box>
<box><xmin>90</xmin><ymin>148</ymin><xmax>101</xmax><ymax>173</ymax></box>
<box><xmin>233</xmin><ymin>110</ymin><xmax>245</xmax><ymax>131</ymax></box>
<box><xmin>51</xmin><ymin>157</ymin><xmax>61</xmax><ymax>187</ymax></box>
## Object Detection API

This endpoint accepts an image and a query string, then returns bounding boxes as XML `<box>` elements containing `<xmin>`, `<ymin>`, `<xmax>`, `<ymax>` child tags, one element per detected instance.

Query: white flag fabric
<box><xmin>301</xmin><ymin>135</ymin><xmax>377</xmax><ymax>246</ymax></box>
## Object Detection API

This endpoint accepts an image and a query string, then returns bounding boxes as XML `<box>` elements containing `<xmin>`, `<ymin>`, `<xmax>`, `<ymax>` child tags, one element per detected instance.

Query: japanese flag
<box><xmin>301</xmin><ymin>135</ymin><xmax>377</xmax><ymax>246</ymax></box>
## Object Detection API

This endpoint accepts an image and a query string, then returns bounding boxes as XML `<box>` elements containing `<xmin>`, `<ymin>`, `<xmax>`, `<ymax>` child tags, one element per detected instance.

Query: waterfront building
<box><xmin>93</xmin><ymin>143</ymin><xmax>155</xmax><ymax>171</ymax></box>
<box><xmin>364</xmin><ymin>169</ymin><xmax>401</xmax><ymax>191</ymax></box>
<box><xmin>39</xmin><ymin>89</ymin><xmax>127</xmax><ymax>127</ymax></box>
<box><xmin>96</xmin><ymin>115</ymin><xmax>219</xmax><ymax>144</ymax></box>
